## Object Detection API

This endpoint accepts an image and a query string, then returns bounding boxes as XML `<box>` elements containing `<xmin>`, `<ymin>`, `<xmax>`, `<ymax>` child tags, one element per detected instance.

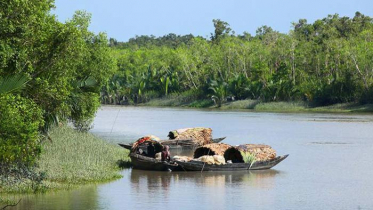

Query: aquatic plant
<box><xmin>240</xmin><ymin>151</ymin><xmax>257</xmax><ymax>167</ymax></box>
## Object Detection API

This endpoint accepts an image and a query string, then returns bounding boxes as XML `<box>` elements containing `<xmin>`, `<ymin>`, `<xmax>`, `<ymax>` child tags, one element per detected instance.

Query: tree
<box><xmin>211</xmin><ymin>19</ymin><xmax>232</xmax><ymax>42</ymax></box>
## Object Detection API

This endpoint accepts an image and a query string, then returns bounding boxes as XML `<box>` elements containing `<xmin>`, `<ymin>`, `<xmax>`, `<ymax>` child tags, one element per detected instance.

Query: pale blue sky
<box><xmin>53</xmin><ymin>0</ymin><xmax>373</xmax><ymax>41</ymax></box>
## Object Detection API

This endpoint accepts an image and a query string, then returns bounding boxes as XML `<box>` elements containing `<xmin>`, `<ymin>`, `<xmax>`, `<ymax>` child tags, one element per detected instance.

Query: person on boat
<box><xmin>147</xmin><ymin>142</ymin><xmax>156</xmax><ymax>158</ymax></box>
<box><xmin>161</xmin><ymin>145</ymin><xmax>171</xmax><ymax>162</ymax></box>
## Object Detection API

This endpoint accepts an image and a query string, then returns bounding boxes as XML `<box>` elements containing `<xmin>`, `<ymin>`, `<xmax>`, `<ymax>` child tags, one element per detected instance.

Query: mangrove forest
<box><xmin>1</xmin><ymin>0</ymin><xmax>373</xmax><ymax>196</ymax></box>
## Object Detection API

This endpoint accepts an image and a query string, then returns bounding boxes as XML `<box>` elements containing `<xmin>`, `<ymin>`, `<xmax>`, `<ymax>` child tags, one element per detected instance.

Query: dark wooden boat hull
<box><xmin>118</xmin><ymin>143</ymin><xmax>132</xmax><ymax>150</ymax></box>
<box><xmin>211</xmin><ymin>137</ymin><xmax>226</xmax><ymax>143</ymax></box>
<box><xmin>175</xmin><ymin>154</ymin><xmax>289</xmax><ymax>171</ymax></box>
<box><xmin>119</xmin><ymin>137</ymin><xmax>226</xmax><ymax>150</ymax></box>
<box><xmin>130</xmin><ymin>153</ymin><xmax>181</xmax><ymax>171</ymax></box>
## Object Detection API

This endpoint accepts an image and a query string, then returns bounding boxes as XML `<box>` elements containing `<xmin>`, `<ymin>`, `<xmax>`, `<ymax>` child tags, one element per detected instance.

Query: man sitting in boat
<box><xmin>161</xmin><ymin>145</ymin><xmax>171</xmax><ymax>162</ymax></box>
<box><xmin>147</xmin><ymin>142</ymin><xmax>155</xmax><ymax>158</ymax></box>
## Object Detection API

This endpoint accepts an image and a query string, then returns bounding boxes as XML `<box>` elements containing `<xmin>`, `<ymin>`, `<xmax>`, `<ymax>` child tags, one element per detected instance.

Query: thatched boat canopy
<box><xmin>193</xmin><ymin>143</ymin><xmax>232</xmax><ymax>158</ymax></box>
<box><xmin>131</xmin><ymin>135</ymin><xmax>163</xmax><ymax>152</ymax></box>
<box><xmin>168</xmin><ymin>127</ymin><xmax>213</xmax><ymax>146</ymax></box>
<box><xmin>224</xmin><ymin>144</ymin><xmax>277</xmax><ymax>163</ymax></box>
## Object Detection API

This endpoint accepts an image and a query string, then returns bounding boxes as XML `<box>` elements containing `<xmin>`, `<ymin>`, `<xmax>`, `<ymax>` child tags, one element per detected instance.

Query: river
<box><xmin>7</xmin><ymin>106</ymin><xmax>373</xmax><ymax>209</ymax></box>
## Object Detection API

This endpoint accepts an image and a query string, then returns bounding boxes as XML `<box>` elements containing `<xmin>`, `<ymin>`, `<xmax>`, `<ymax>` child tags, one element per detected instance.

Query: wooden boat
<box><xmin>175</xmin><ymin>154</ymin><xmax>288</xmax><ymax>171</ymax></box>
<box><xmin>125</xmin><ymin>136</ymin><xmax>182</xmax><ymax>171</ymax></box>
<box><xmin>173</xmin><ymin>143</ymin><xmax>288</xmax><ymax>171</ymax></box>
<box><xmin>211</xmin><ymin>137</ymin><xmax>226</xmax><ymax>143</ymax></box>
<box><xmin>160</xmin><ymin>137</ymin><xmax>226</xmax><ymax>148</ymax></box>
<box><xmin>130</xmin><ymin>153</ymin><xmax>181</xmax><ymax>171</ymax></box>
<box><xmin>122</xmin><ymin>137</ymin><xmax>289</xmax><ymax>172</ymax></box>
<box><xmin>118</xmin><ymin>143</ymin><xmax>133</xmax><ymax>150</ymax></box>
<box><xmin>119</xmin><ymin>137</ymin><xmax>226</xmax><ymax>150</ymax></box>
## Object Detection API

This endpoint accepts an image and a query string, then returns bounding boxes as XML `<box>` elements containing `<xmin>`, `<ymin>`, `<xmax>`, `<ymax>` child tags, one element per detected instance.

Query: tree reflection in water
<box><xmin>3</xmin><ymin>185</ymin><xmax>99</xmax><ymax>210</ymax></box>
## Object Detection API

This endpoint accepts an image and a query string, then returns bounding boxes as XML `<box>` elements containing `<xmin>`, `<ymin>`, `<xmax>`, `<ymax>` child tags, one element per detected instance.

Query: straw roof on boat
<box><xmin>193</xmin><ymin>143</ymin><xmax>232</xmax><ymax>158</ymax></box>
<box><xmin>168</xmin><ymin>127</ymin><xmax>213</xmax><ymax>146</ymax></box>
<box><xmin>224</xmin><ymin>144</ymin><xmax>276</xmax><ymax>162</ymax></box>
<box><xmin>131</xmin><ymin>135</ymin><xmax>162</xmax><ymax>152</ymax></box>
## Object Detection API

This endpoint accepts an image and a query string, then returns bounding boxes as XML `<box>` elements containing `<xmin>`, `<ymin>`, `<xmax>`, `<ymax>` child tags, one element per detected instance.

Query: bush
<box><xmin>142</xmin><ymin>90</ymin><xmax>160</xmax><ymax>102</ymax></box>
<box><xmin>70</xmin><ymin>92</ymin><xmax>100</xmax><ymax>132</ymax></box>
<box><xmin>312</xmin><ymin>73</ymin><xmax>363</xmax><ymax>106</ymax></box>
<box><xmin>0</xmin><ymin>94</ymin><xmax>44</xmax><ymax>166</ymax></box>
<box><xmin>360</xmin><ymin>86</ymin><xmax>373</xmax><ymax>104</ymax></box>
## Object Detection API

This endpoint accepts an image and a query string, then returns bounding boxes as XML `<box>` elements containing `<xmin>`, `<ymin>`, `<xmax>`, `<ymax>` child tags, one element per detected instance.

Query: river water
<box><xmin>7</xmin><ymin>106</ymin><xmax>373</xmax><ymax>209</ymax></box>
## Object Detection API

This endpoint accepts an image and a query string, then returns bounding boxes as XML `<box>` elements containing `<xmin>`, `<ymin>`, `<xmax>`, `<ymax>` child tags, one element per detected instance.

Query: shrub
<box><xmin>70</xmin><ymin>92</ymin><xmax>100</xmax><ymax>132</ymax></box>
<box><xmin>360</xmin><ymin>86</ymin><xmax>373</xmax><ymax>104</ymax></box>
<box><xmin>0</xmin><ymin>94</ymin><xmax>44</xmax><ymax>166</ymax></box>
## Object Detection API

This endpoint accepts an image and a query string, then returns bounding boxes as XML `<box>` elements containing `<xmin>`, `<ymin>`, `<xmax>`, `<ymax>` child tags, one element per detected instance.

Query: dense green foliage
<box><xmin>110</xmin><ymin>33</ymin><xmax>196</xmax><ymax>49</ymax></box>
<box><xmin>105</xmin><ymin>14</ymin><xmax>373</xmax><ymax>107</ymax></box>
<box><xmin>0</xmin><ymin>94</ymin><xmax>43</xmax><ymax>165</ymax></box>
<box><xmin>0</xmin><ymin>0</ymin><xmax>115</xmax><ymax>167</ymax></box>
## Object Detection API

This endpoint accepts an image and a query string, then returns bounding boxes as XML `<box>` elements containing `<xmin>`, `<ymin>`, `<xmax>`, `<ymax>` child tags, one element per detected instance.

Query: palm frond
<box><xmin>41</xmin><ymin>112</ymin><xmax>60</xmax><ymax>135</ymax></box>
<box><xmin>72</xmin><ymin>77</ymin><xmax>97</xmax><ymax>89</ymax></box>
<box><xmin>0</xmin><ymin>74</ymin><xmax>29</xmax><ymax>94</ymax></box>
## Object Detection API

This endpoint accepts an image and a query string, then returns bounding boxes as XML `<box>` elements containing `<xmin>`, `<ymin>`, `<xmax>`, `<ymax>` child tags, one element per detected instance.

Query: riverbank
<box><xmin>140</xmin><ymin>97</ymin><xmax>373</xmax><ymax>113</ymax></box>
<box><xmin>0</xmin><ymin>126</ymin><xmax>129</xmax><ymax>205</ymax></box>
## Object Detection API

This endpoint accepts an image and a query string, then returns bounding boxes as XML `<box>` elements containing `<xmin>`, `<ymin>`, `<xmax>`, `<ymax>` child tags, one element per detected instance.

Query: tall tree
<box><xmin>211</xmin><ymin>19</ymin><xmax>232</xmax><ymax>42</ymax></box>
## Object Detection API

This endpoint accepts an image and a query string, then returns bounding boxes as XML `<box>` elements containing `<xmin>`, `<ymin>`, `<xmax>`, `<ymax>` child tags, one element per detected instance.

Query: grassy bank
<box><xmin>142</xmin><ymin>96</ymin><xmax>373</xmax><ymax>113</ymax></box>
<box><xmin>250</xmin><ymin>101</ymin><xmax>373</xmax><ymax>113</ymax></box>
<box><xmin>0</xmin><ymin>126</ymin><xmax>129</xmax><ymax>197</ymax></box>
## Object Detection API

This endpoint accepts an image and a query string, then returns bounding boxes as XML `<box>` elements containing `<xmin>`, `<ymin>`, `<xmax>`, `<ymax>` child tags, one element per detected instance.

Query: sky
<box><xmin>53</xmin><ymin>0</ymin><xmax>373</xmax><ymax>42</ymax></box>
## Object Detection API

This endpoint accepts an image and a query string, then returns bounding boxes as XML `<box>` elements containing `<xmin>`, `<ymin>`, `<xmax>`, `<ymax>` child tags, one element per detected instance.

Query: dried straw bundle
<box><xmin>169</xmin><ymin>127</ymin><xmax>213</xmax><ymax>146</ymax></box>
<box><xmin>196</xmin><ymin>155</ymin><xmax>226</xmax><ymax>165</ymax></box>
<box><xmin>237</xmin><ymin>144</ymin><xmax>276</xmax><ymax>161</ymax></box>
<box><xmin>194</xmin><ymin>143</ymin><xmax>232</xmax><ymax>158</ymax></box>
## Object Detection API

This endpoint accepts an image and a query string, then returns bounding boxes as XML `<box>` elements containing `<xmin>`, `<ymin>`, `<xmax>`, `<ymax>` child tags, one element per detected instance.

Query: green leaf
<box><xmin>0</xmin><ymin>74</ymin><xmax>29</xmax><ymax>95</ymax></box>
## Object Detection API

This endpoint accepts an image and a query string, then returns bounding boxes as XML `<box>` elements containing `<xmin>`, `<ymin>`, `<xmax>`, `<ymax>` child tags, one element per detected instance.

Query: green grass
<box><xmin>308</xmin><ymin>103</ymin><xmax>373</xmax><ymax>113</ymax></box>
<box><xmin>254</xmin><ymin>101</ymin><xmax>308</xmax><ymax>112</ymax></box>
<box><xmin>220</xmin><ymin>99</ymin><xmax>259</xmax><ymax>110</ymax></box>
<box><xmin>0</xmin><ymin>126</ymin><xmax>129</xmax><ymax>195</ymax></box>
<box><xmin>144</xmin><ymin>97</ymin><xmax>183</xmax><ymax>106</ymax></box>
<box><xmin>141</xmin><ymin>97</ymin><xmax>373</xmax><ymax>113</ymax></box>
<box><xmin>349</xmin><ymin>103</ymin><xmax>373</xmax><ymax>112</ymax></box>
<box><xmin>143</xmin><ymin>90</ymin><xmax>208</xmax><ymax>107</ymax></box>
<box><xmin>38</xmin><ymin>126</ymin><xmax>129</xmax><ymax>186</ymax></box>
<box><xmin>143</xmin><ymin>93</ymin><xmax>189</xmax><ymax>107</ymax></box>
<box><xmin>188</xmin><ymin>99</ymin><xmax>214</xmax><ymax>108</ymax></box>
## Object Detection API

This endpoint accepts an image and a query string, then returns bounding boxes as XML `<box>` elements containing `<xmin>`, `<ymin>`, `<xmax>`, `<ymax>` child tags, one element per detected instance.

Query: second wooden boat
<box><xmin>119</xmin><ymin>137</ymin><xmax>226</xmax><ymax>150</ymax></box>
<box><xmin>175</xmin><ymin>154</ymin><xmax>289</xmax><ymax>171</ymax></box>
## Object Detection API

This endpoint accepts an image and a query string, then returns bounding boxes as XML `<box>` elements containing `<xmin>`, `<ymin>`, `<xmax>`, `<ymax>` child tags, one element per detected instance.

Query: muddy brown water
<box><xmin>5</xmin><ymin>106</ymin><xmax>373</xmax><ymax>209</ymax></box>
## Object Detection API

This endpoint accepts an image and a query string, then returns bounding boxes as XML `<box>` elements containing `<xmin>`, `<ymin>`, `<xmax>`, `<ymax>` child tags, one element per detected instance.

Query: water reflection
<box><xmin>122</xmin><ymin>169</ymin><xmax>281</xmax><ymax>209</ymax></box>
<box><xmin>130</xmin><ymin>169</ymin><xmax>280</xmax><ymax>191</ymax></box>
<box><xmin>5</xmin><ymin>184</ymin><xmax>99</xmax><ymax>210</ymax></box>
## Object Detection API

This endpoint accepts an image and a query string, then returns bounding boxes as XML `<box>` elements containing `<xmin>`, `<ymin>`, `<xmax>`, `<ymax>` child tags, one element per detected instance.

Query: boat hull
<box><xmin>176</xmin><ymin>155</ymin><xmax>289</xmax><ymax>171</ymax></box>
<box><xmin>130</xmin><ymin>153</ymin><xmax>181</xmax><ymax>171</ymax></box>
